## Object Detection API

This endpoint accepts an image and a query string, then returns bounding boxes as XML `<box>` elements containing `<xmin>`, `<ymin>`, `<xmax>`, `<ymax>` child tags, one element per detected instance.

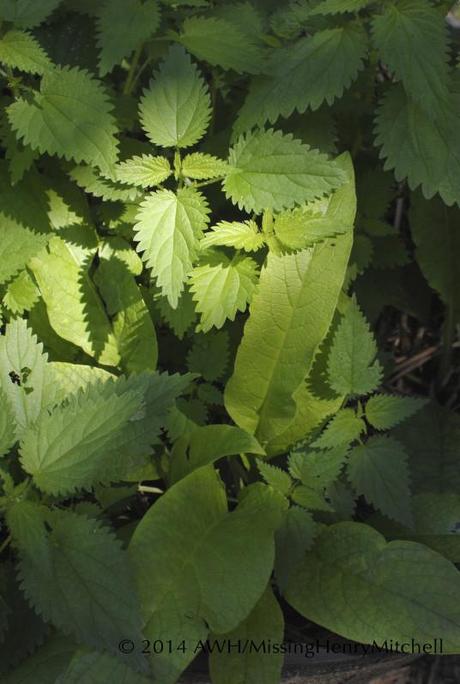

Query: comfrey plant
<box><xmin>0</xmin><ymin>0</ymin><xmax>459</xmax><ymax>682</ymax></box>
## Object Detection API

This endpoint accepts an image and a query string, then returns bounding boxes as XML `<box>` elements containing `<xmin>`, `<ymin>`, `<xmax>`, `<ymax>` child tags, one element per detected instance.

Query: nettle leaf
<box><xmin>312</xmin><ymin>408</ymin><xmax>365</xmax><ymax>449</ymax></box>
<box><xmin>181</xmin><ymin>152</ymin><xmax>228</xmax><ymax>180</ymax></box>
<box><xmin>201</xmin><ymin>220</ymin><xmax>264</xmax><ymax>253</ymax></box>
<box><xmin>272</xmin><ymin>203</ymin><xmax>349</xmax><ymax>253</ymax></box>
<box><xmin>372</xmin><ymin>0</ymin><xmax>449</xmax><ymax>117</ymax></box>
<box><xmin>70</xmin><ymin>165</ymin><xmax>140</xmax><ymax>203</ymax></box>
<box><xmin>96</xmin><ymin>0</ymin><xmax>160</xmax><ymax>76</ymax></box>
<box><xmin>310</xmin><ymin>0</ymin><xmax>373</xmax><ymax>14</ymax></box>
<box><xmin>326</xmin><ymin>298</ymin><xmax>382</xmax><ymax>396</ymax></box>
<box><xmin>275</xmin><ymin>506</ymin><xmax>317</xmax><ymax>592</ymax></box>
<box><xmin>285</xmin><ymin>521</ymin><xmax>460</xmax><ymax>653</ymax></box>
<box><xmin>8</xmin><ymin>66</ymin><xmax>119</xmax><ymax>176</ymax></box>
<box><xmin>0</xmin><ymin>30</ymin><xmax>52</xmax><ymax>74</ymax></box>
<box><xmin>134</xmin><ymin>187</ymin><xmax>210</xmax><ymax>307</ymax></box>
<box><xmin>189</xmin><ymin>253</ymin><xmax>259</xmax><ymax>332</ymax></box>
<box><xmin>347</xmin><ymin>435</ymin><xmax>412</xmax><ymax>526</ymax></box>
<box><xmin>209</xmin><ymin>588</ymin><xmax>284</xmax><ymax>684</ymax></box>
<box><xmin>59</xmin><ymin>651</ymin><xmax>152</xmax><ymax>684</ymax></box>
<box><xmin>365</xmin><ymin>393</ymin><xmax>427</xmax><ymax>430</ymax></box>
<box><xmin>115</xmin><ymin>154</ymin><xmax>172</xmax><ymax>188</ymax></box>
<box><xmin>235</xmin><ymin>24</ymin><xmax>367</xmax><ymax>133</ymax></box>
<box><xmin>296</xmin><ymin>445</ymin><xmax>349</xmax><ymax>490</ymax></box>
<box><xmin>1</xmin><ymin>636</ymin><xmax>75</xmax><ymax>684</ymax></box>
<box><xmin>257</xmin><ymin>461</ymin><xmax>292</xmax><ymax>496</ymax></box>
<box><xmin>3</xmin><ymin>269</ymin><xmax>40</xmax><ymax>315</ymax></box>
<box><xmin>155</xmin><ymin>287</ymin><xmax>197</xmax><ymax>339</ymax></box>
<box><xmin>0</xmin><ymin>388</ymin><xmax>16</xmax><ymax>456</ymax></box>
<box><xmin>186</xmin><ymin>330</ymin><xmax>229</xmax><ymax>382</ymax></box>
<box><xmin>0</xmin><ymin>215</ymin><xmax>48</xmax><ymax>286</ymax></box>
<box><xmin>224</xmin><ymin>129</ymin><xmax>347</xmax><ymax>214</ymax></box>
<box><xmin>10</xmin><ymin>504</ymin><xmax>145</xmax><ymax>668</ymax></box>
<box><xmin>225</xmin><ymin>154</ymin><xmax>355</xmax><ymax>446</ymax></box>
<box><xmin>178</xmin><ymin>16</ymin><xmax>265</xmax><ymax>74</ymax></box>
<box><xmin>0</xmin><ymin>0</ymin><xmax>62</xmax><ymax>28</ymax></box>
<box><xmin>139</xmin><ymin>44</ymin><xmax>211</xmax><ymax>148</ymax></box>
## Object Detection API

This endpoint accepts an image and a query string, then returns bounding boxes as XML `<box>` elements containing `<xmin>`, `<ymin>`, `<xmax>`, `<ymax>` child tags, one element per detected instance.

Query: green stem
<box><xmin>0</xmin><ymin>534</ymin><xmax>11</xmax><ymax>555</ymax></box>
<box><xmin>123</xmin><ymin>45</ymin><xmax>143</xmax><ymax>96</ymax></box>
<box><xmin>193</xmin><ymin>175</ymin><xmax>226</xmax><ymax>189</ymax></box>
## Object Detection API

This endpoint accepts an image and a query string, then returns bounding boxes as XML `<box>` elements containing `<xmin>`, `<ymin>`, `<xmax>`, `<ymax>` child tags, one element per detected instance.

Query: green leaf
<box><xmin>0</xmin><ymin>215</ymin><xmax>48</xmax><ymax>286</ymax></box>
<box><xmin>186</xmin><ymin>330</ymin><xmax>229</xmax><ymax>381</ymax></box>
<box><xmin>115</xmin><ymin>154</ymin><xmax>171</xmax><ymax>188</ymax></box>
<box><xmin>96</xmin><ymin>0</ymin><xmax>160</xmax><ymax>76</ymax></box>
<box><xmin>310</xmin><ymin>0</ymin><xmax>372</xmax><ymax>14</ymax></box>
<box><xmin>189</xmin><ymin>253</ymin><xmax>259</xmax><ymax>332</ymax></box>
<box><xmin>347</xmin><ymin>435</ymin><xmax>412</xmax><ymax>526</ymax></box>
<box><xmin>178</xmin><ymin>16</ymin><xmax>266</xmax><ymax>74</ymax></box>
<box><xmin>0</xmin><ymin>388</ymin><xmax>16</xmax><ymax>456</ymax></box>
<box><xmin>59</xmin><ymin>651</ymin><xmax>151</xmax><ymax>684</ymax></box>
<box><xmin>70</xmin><ymin>165</ymin><xmax>140</xmax><ymax>203</ymax></box>
<box><xmin>11</xmin><ymin>504</ymin><xmax>144</xmax><ymax>667</ymax></box>
<box><xmin>0</xmin><ymin>0</ymin><xmax>62</xmax><ymax>28</ymax></box>
<box><xmin>235</xmin><ymin>25</ymin><xmax>367</xmax><ymax>133</ymax></box>
<box><xmin>8</xmin><ymin>66</ymin><xmax>119</xmax><ymax>176</ymax></box>
<box><xmin>201</xmin><ymin>220</ymin><xmax>264</xmax><ymax>253</ymax></box>
<box><xmin>372</xmin><ymin>0</ymin><xmax>449</xmax><ymax>118</ymax></box>
<box><xmin>291</xmin><ymin>484</ymin><xmax>333</xmax><ymax>512</ymax></box>
<box><xmin>295</xmin><ymin>445</ymin><xmax>349</xmax><ymax>490</ymax></box>
<box><xmin>134</xmin><ymin>187</ymin><xmax>210</xmax><ymax>307</ymax></box>
<box><xmin>312</xmin><ymin>408</ymin><xmax>365</xmax><ymax>449</ymax></box>
<box><xmin>29</xmin><ymin>235</ymin><xmax>120</xmax><ymax>367</ymax></box>
<box><xmin>209</xmin><ymin>588</ymin><xmax>284</xmax><ymax>684</ymax></box>
<box><xmin>3</xmin><ymin>269</ymin><xmax>40</xmax><ymax>315</ymax></box>
<box><xmin>139</xmin><ymin>44</ymin><xmax>211</xmax><ymax>148</ymax></box>
<box><xmin>47</xmin><ymin>361</ymin><xmax>113</xmax><ymax>401</ymax></box>
<box><xmin>1</xmin><ymin>637</ymin><xmax>75</xmax><ymax>684</ymax></box>
<box><xmin>326</xmin><ymin>298</ymin><xmax>382</xmax><ymax>396</ymax></box>
<box><xmin>275</xmin><ymin>506</ymin><xmax>317</xmax><ymax>592</ymax></box>
<box><xmin>154</xmin><ymin>287</ymin><xmax>197</xmax><ymax>339</ymax></box>
<box><xmin>224</xmin><ymin>129</ymin><xmax>347</xmax><ymax>214</ymax></box>
<box><xmin>181</xmin><ymin>152</ymin><xmax>228</xmax><ymax>180</ymax></box>
<box><xmin>365</xmin><ymin>393</ymin><xmax>427</xmax><ymax>430</ymax></box>
<box><xmin>0</xmin><ymin>30</ymin><xmax>51</xmax><ymax>74</ymax></box>
<box><xmin>285</xmin><ymin>521</ymin><xmax>460</xmax><ymax>653</ymax></box>
<box><xmin>272</xmin><ymin>202</ymin><xmax>349</xmax><ymax>253</ymax></box>
<box><xmin>257</xmin><ymin>461</ymin><xmax>292</xmax><ymax>496</ymax></box>
<box><xmin>225</xmin><ymin>154</ymin><xmax>355</xmax><ymax>446</ymax></box>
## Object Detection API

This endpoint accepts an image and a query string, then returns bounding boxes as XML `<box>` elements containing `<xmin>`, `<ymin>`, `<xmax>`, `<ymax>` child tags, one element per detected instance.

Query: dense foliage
<box><xmin>0</xmin><ymin>0</ymin><xmax>459</xmax><ymax>682</ymax></box>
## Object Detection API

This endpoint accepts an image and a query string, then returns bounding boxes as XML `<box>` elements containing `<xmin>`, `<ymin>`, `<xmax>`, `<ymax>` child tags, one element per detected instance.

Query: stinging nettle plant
<box><xmin>0</xmin><ymin>0</ymin><xmax>459</xmax><ymax>682</ymax></box>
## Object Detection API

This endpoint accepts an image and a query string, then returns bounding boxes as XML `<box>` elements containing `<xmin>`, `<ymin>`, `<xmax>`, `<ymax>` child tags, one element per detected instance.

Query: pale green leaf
<box><xmin>8</xmin><ymin>66</ymin><xmax>119</xmax><ymax>176</ymax></box>
<box><xmin>0</xmin><ymin>30</ymin><xmax>51</xmax><ymax>74</ymax></box>
<box><xmin>347</xmin><ymin>435</ymin><xmax>412</xmax><ymax>526</ymax></box>
<box><xmin>295</xmin><ymin>445</ymin><xmax>349</xmax><ymax>489</ymax></box>
<box><xmin>134</xmin><ymin>187</ymin><xmax>210</xmax><ymax>307</ymax></box>
<box><xmin>365</xmin><ymin>393</ymin><xmax>427</xmax><ymax>430</ymax></box>
<box><xmin>0</xmin><ymin>0</ymin><xmax>62</xmax><ymax>28</ymax></box>
<box><xmin>201</xmin><ymin>220</ymin><xmax>264</xmax><ymax>253</ymax></box>
<box><xmin>0</xmin><ymin>214</ymin><xmax>48</xmax><ymax>286</ymax></box>
<box><xmin>181</xmin><ymin>152</ymin><xmax>228</xmax><ymax>180</ymax></box>
<box><xmin>189</xmin><ymin>253</ymin><xmax>259</xmax><ymax>332</ymax></box>
<box><xmin>312</xmin><ymin>408</ymin><xmax>365</xmax><ymax>449</ymax></box>
<box><xmin>224</xmin><ymin>128</ymin><xmax>347</xmax><ymax>214</ymax></box>
<box><xmin>3</xmin><ymin>269</ymin><xmax>39</xmax><ymax>315</ymax></box>
<box><xmin>272</xmin><ymin>201</ymin><xmax>349</xmax><ymax>253</ymax></box>
<box><xmin>115</xmin><ymin>154</ymin><xmax>171</xmax><ymax>188</ymax></box>
<box><xmin>0</xmin><ymin>388</ymin><xmax>16</xmax><ymax>457</ymax></box>
<box><xmin>139</xmin><ymin>44</ymin><xmax>211</xmax><ymax>148</ymax></box>
<box><xmin>285</xmin><ymin>521</ymin><xmax>460</xmax><ymax>653</ymax></box>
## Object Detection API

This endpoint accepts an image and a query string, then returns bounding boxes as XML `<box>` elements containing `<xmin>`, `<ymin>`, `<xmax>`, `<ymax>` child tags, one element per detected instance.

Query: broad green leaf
<box><xmin>0</xmin><ymin>30</ymin><xmax>51</xmax><ymax>74</ymax></box>
<box><xmin>347</xmin><ymin>435</ymin><xmax>412</xmax><ymax>526</ymax></box>
<box><xmin>372</xmin><ymin>0</ymin><xmax>449</xmax><ymax>117</ymax></box>
<box><xmin>365</xmin><ymin>393</ymin><xmax>427</xmax><ymax>430</ymax></box>
<box><xmin>8</xmin><ymin>66</ymin><xmax>119</xmax><ymax>176</ymax></box>
<box><xmin>2</xmin><ymin>637</ymin><xmax>75</xmax><ymax>684</ymax></box>
<box><xmin>139</xmin><ymin>44</ymin><xmax>211</xmax><ymax>148</ymax></box>
<box><xmin>47</xmin><ymin>361</ymin><xmax>113</xmax><ymax>401</ymax></box>
<box><xmin>115</xmin><ymin>154</ymin><xmax>171</xmax><ymax>188</ymax></box>
<box><xmin>134</xmin><ymin>187</ymin><xmax>210</xmax><ymax>307</ymax></box>
<box><xmin>310</xmin><ymin>0</ymin><xmax>372</xmax><ymax>14</ymax></box>
<box><xmin>257</xmin><ymin>460</ymin><xmax>292</xmax><ymax>496</ymax></box>
<box><xmin>70</xmin><ymin>165</ymin><xmax>140</xmax><ymax>203</ymax></box>
<box><xmin>312</xmin><ymin>408</ymin><xmax>365</xmax><ymax>449</ymax></box>
<box><xmin>181</xmin><ymin>152</ymin><xmax>228</xmax><ymax>180</ymax></box>
<box><xmin>179</xmin><ymin>16</ymin><xmax>266</xmax><ymax>74</ymax></box>
<box><xmin>235</xmin><ymin>25</ymin><xmax>367</xmax><ymax>132</ymax></box>
<box><xmin>224</xmin><ymin>129</ymin><xmax>347</xmax><ymax>214</ymax></box>
<box><xmin>189</xmin><ymin>253</ymin><xmax>259</xmax><ymax>332</ymax></box>
<box><xmin>275</xmin><ymin>506</ymin><xmax>317</xmax><ymax>592</ymax></box>
<box><xmin>395</xmin><ymin>403</ymin><xmax>460</xmax><ymax>494</ymax></box>
<box><xmin>11</xmin><ymin>504</ymin><xmax>144</xmax><ymax>667</ymax></box>
<box><xmin>209</xmin><ymin>588</ymin><xmax>284</xmax><ymax>684</ymax></box>
<box><xmin>326</xmin><ymin>298</ymin><xmax>382</xmax><ymax>396</ymax></box>
<box><xmin>225</xmin><ymin>154</ymin><xmax>355</xmax><ymax>446</ymax></box>
<box><xmin>285</xmin><ymin>521</ymin><xmax>460</xmax><ymax>653</ymax></box>
<box><xmin>201</xmin><ymin>220</ymin><xmax>264</xmax><ymax>253</ymax></box>
<box><xmin>59</xmin><ymin>650</ymin><xmax>151</xmax><ymax>684</ymax></box>
<box><xmin>186</xmin><ymin>330</ymin><xmax>229</xmax><ymax>381</ymax></box>
<box><xmin>0</xmin><ymin>388</ymin><xmax>16</xmax><ymax>456</ymax></box>
<box><xmin>94</xmin><ymin>249</ymin><xmax>158</xmax><ymax>373</ymax></box>
<box><xmin>0</xmin><ymin>214</ymin><xmax>48</xmax><ymax>286</ymax></box>
<box><xmin>0</xmin><ymin>0</ymin><xmax>62</xmax><ymax>28</ymax></box>
<box><xmin>29</xmin><ymin>236</ymin><xmax>120</xmax><ymax>367</ymax></box>
<box><xmin>3</xmin><ymin>269</ymin><xmax>39</xmax><ymax>314</ymax></box>
<box><xmin>96</xmin><ymin>0</ymin><xmax>160</xmax><ymax>76</ymax></box>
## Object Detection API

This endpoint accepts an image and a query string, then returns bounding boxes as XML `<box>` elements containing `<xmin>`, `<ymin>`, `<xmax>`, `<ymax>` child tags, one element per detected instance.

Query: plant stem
<box><xmin>193</xmin><ymin>176</ymin><xmax>227</xmax><ymax>189</ymax></box>
<box><xmin>0</xmin><ymin>534</ymin><xmax>11</xmax><ymax>555</ymax></box>
<box><xmin>123</xmin><ymin>45</ymin><xmax>143</xmax><ymax>96</ymax></box>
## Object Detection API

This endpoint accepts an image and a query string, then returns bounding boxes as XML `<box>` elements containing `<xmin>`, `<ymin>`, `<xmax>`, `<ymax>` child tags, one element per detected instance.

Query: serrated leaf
<box><xmin>235</xmin><ymin>24</ymin><xmax>367</xmax><ymax>133</ymax></box>
<box><xmin>1</xmin><ymin>636</ymin><xmax>75</xmax><ymax>684</ymax></box>
<box><xmin>372</xmin><ymin>0</ymin><xmax>449</xmax><ymax>118</ymax></box>
<box><xmin>0</xmin><ymin>30</ymin><xmax>51</xmax><ymax>74</ymax></box>
<box><xmin>311</xmin><ymin>0</ymin><xmax>372</xmax><ymax>14</ymax></box>
<box><xmin>291</xmin><ymin>484</ymin><xmax>333</xmax><ymax>511</ymax></box>
<box><xmin>186</xmin><ymin>330</ymin><xmax>229</xmax><ymax>381</ymax></box>
<box><xmin>134</xmin><ymin>187</ymin><xmax>210</xmax><ymax>308</ymax></box>
<box><xmin>275</xmin><ymin>506</ymin><xmax>317</xmax><ymax>592</ymax></box>
<box><xmin>209</xmin><ymin>588</ymin><xmax>284</xmax><ymax>684</ymax></box>
<box><xmin>347</xmin><ymin>435</ymin><xmax>412</xmax><ymax>526</ymax></box>
<box><xmin>0</xmin><ymin>0</ymin><xmax>62</xmax><ymax>28</ymax></box>
<box><xmin>58</xmin><ymin>651</ymin><xmax>151</xmax><ymax>684</ymax></box>
<box><xmin>224</xmin><ymin>129</ymin><xmax>346</xmax><ymax>214</ymax></box>
<box><xmin>366</xmin><ymin>393</ymin><xmax>427</xmax><ymax>430</ymax></box>
<box><xmin>0</xmin><ymin>215</ymin><xmax>48</xmax><ymax>286</ymax></box>
<box><xmin>139</xmin><ymin>44</ymin><xmax>211</xmax><ymax>148</ymax></box>
<box><xmin>115</xmin><ymin>154</ymin><xmax>171</xmax><ymax>188</ymax></box>
<box><xmin>257</xmin><ymin>460</ymin><xmax>292</xmax><ymax>496</ymax></box>
<box><xmin>8</xmin><ymin>66</ymin><xmax>119</xmax><ymax>176</ymax></box>
<box><xmin>297</xmin><ymin>445</ymin><xmax>349</xmax><ymax>489</ymax></box>
<box><xmin>0</xmin><ymin>388</ymin><xmax>16</xmax><ymax>456</ymax></box>
<box><xmin>201</xmin><ymin>220</ymin><xmax>264</xmax><ymax>253</ymax></box>
<box><xmin>312</xmin><ymin>409</ymin><xmax>365</xmax><ymax>449</ymax></box>
<box><xmin>189</xmin><ymin>253</ymin><xmax>259</xmax><ymax>332</ymax></box>
<box><xmin>197</xmin><ymin>382</ymin><xmax>223</xmax><ymax>406</ymax></box>
<box><xmin>326</xmin><ymin>298</ymin><xmax>382</xmax><ymax>396</ymax></box>
<box><xmin>3</xmin><ymin>269</ymin><xmax>39</xmax><ymax>314</ymax></box>
<box><xmin>70</xmin><ymin>165</ymin><xmax>140</xmax><ymax>202</ymax></box>
<box><xmin>96</xmin><ymin>0</ymin><xmax>160</xmax><ymax>76</ymax></box>
<box><xmin>179</xmin><ymin>16</ymin><xmax>265</xmax><ymax>74</ymax></box>
<box><xmin>286</xmin><ymin>521</ymin><xmax>460</xmax><ymax>652</ymax></box>
<box><xmin>181</xmin><ymin>152</ymin><xmax>228</xmax><ymax>180</ymax></box>
<box><xmin>273</xmin><ymin>203</ymin><xmax>349</xmax><ymax>253</ymax></box>
<box><xmin>155</xmin><ymin>288</ymin><xmax>197</xmax><ymax>339</ymax></box>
